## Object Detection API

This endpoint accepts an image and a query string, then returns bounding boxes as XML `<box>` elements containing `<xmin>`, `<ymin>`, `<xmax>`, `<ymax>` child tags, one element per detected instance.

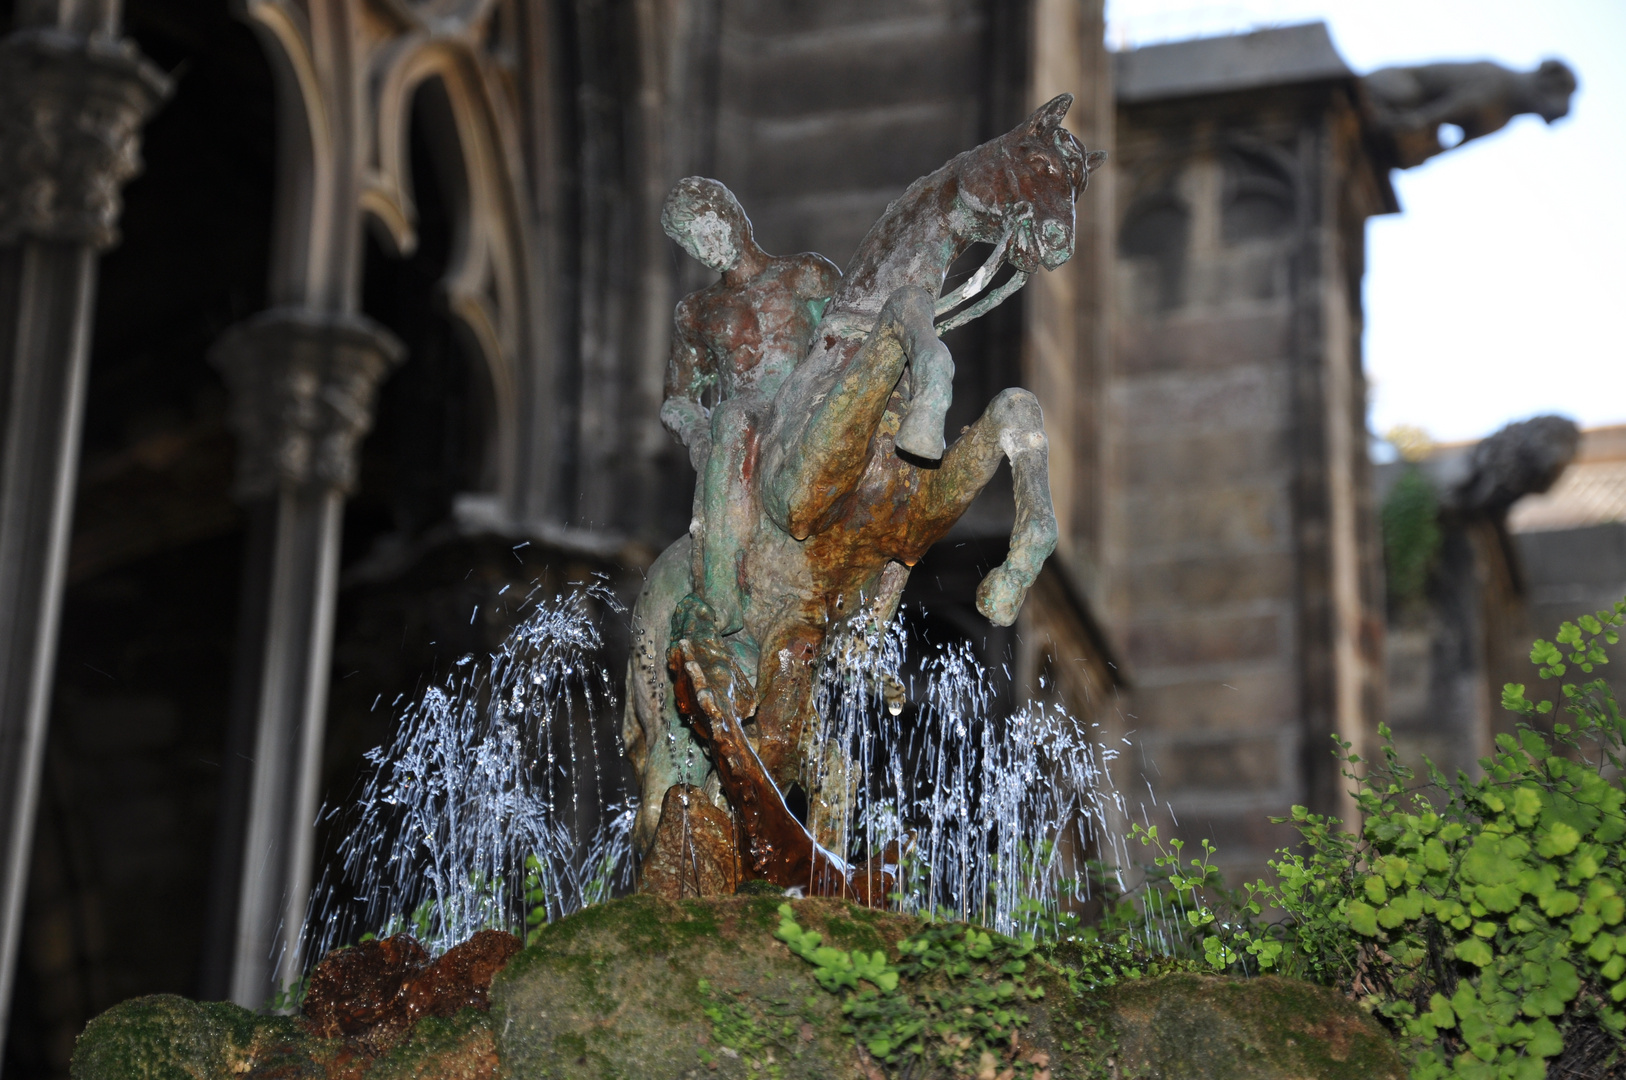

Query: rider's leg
<box><xmin>767</xmin><ymin>286</ymin><xmax>945</xmax><ymax>539</ymax></box>
<box><xmin>892</xmin><ymin>300</ymin><xmax>956</xmax><ymax>461</ymax></box>
<box><xmin>922</xmin><ymin>387</ymin><xmax>1058</xmax><ymax>626</ymax></box>
<box><xmin>694</xmin><ymin>399</ymin><xmax>757</xmax><ymax>636</ymax></box>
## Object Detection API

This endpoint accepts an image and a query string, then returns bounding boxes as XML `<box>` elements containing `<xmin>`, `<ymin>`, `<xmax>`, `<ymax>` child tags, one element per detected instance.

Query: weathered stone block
<box><xmin>1125</xmin><ymin>428</ymin><xmax>1288</xmax><ymax>487</ymax></box>
<box><xmin>729</xmin><ymin>103</ymin><xmax>975</xmax><ymax>199</ymax></box>
<box><xmin>1108</xmin><ymin>973</ymin><xmax>1401</xmax><ymax>1080</ymax></box>
<box><xmin>1125</xmin><ymin>484</ymin><xmax>1291</xmax><ymax>556</ymax></box>
<box><xmin>723</xmin><ymin>26</ymin><xmax>983</xmax><ymax>118</ymax></box>
<box><xmin>1126</xmin><ymin>612</ymin><xmax>1283</xmax><ymax>670</ymax></box>
<box><xmin>723</xmin><ymin>0</ymin><xmax>957</xmax><ymax>36</ymax></box>
<box><xmin>1128</xmin><ymin>552</ymin><xmax>1295</xmax><ymax>609</ymax></box>
<box><xmin>1142</xmin><ymin>731</ymin><xmax>1290</xmax><ymax>791</ymax></box>
<box><xmin>1119</xmin><ymin>366</ymin><xmax>1285</xmax><ymax>436</ymax></box>
<box><xmin>746</xmin><ymin>192</ymin><xmax>896</xmax><ymax>269</ymax></box>
<box><xmin>1120</xmin><ymin>310</ymin><xmax>1293</xmax><ymax>374</ymax></box>
<box><xmin>1131</xmin><ymin>669</ymin><xmax>1299</xmax><ymax>733</ymax></box>
<box><xmin>72</xmin><ymin>897</ymin><xmax>1406</xmax><ymax>1080</ymax></box>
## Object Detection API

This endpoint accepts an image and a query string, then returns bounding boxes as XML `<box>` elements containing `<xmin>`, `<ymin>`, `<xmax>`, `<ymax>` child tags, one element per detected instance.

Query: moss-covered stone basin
<box><xmin>72</xmin><ymin>894</ymin><xmax>1405</xmax><ymax>1079</ymax></box>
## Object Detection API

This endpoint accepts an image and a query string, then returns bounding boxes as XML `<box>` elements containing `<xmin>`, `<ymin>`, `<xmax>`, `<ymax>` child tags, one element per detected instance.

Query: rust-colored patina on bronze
<box><xmin>624</xmin><ymin>94</ymin><xmax>1104</xmax><ymax>904</ymax></box>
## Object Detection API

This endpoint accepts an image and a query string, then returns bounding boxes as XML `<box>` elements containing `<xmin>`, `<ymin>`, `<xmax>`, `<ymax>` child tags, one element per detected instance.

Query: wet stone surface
<box><xmin>303</xmin><ymin>929</ymin><xmax>522</xmax><ymax>1048</ymax></box>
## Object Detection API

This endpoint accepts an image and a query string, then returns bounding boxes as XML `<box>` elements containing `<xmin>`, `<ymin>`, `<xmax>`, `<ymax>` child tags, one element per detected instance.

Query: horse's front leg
<box><xmin>923</xmin><ymin>387</ymin><xmax>1058</xmax><ymax>626</ymax></box>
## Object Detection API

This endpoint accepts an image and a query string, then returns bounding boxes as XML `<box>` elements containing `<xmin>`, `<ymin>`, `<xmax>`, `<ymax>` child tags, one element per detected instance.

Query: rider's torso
<box><xmin>692</xmin><ymin>258</ymin><xmax>823</xmax><ymax>401</ymax></box>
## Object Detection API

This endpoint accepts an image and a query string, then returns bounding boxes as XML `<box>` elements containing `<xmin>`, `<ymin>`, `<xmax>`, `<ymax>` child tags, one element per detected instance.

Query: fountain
<box><xmin>69</xmin><ymin>95</ymin><xmax>1404</xmax><ymax>1080</ymax></box>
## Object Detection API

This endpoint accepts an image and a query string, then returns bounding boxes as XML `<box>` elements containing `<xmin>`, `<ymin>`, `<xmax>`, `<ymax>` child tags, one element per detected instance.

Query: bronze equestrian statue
<box><xmin>622</xmin><ymin>94</ymin><xmax>1105</xmax><ymax>902</ymax></box>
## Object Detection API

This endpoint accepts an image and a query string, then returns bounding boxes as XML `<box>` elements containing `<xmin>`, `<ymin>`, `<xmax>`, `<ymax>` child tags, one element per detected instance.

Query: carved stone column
<box><xmin>210</xmin><ymin>308</ymin><xmax>402</xmax><ymax>1008</ymax></box>
<box><xmin>0</xmin><ymin>19</ymin><xmax>168</xmax><ymax>1043</ymax></box>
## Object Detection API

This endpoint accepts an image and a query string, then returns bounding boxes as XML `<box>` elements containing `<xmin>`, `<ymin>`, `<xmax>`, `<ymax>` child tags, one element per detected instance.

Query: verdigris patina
<box><xmin>622</xmin><ymin>94</ymin><xmax>1106</xmax><ymax>902</ymax></box>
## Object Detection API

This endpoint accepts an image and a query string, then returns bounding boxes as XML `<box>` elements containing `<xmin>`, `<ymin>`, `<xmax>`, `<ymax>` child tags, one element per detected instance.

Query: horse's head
<box><xmin>966</xmin><ymin>94</ymin><xmax>1105</xmax><ymax>274</ymax></box>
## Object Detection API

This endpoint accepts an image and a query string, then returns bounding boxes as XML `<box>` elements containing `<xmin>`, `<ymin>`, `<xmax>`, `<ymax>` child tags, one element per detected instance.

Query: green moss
<box><xmin>816</xmin><ymin>912</ymin><xmax>885</xmax><ymax>954</ymax></box>
<box><xmin>70</xmin><ymin>995</ymin><xmax>304</xmax><ymax>1080</ymax></box>
<box><xmin>739</xmin><ymin>894</ymin><xmax>788</xmax><ymax>932</ymax></box>
<box><xmin>492</xmin><ymin>897</ymin><xmax>875</xmax><ymax>1079</ymax></box>
<box><xmin>366</xmin><ymin>1008</ymin><xmax>494</xmax><ymax>1080</ymax></box>
<box><xmin>673</xmin><ymin>898</ymin><xmax>722</xmax><ymax>939</ymax></box>
<box><xmin>1104</xmin><ymin>974</ymin><xmax>1406</xmax><ymax>1080</ymax></box>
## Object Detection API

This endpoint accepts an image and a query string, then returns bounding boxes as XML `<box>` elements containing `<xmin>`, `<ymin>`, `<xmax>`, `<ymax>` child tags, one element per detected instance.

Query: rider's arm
<box><xmin>660</xmin><ymin>303</ymin><xmax>714</xmax><ymax>472</ymax></box>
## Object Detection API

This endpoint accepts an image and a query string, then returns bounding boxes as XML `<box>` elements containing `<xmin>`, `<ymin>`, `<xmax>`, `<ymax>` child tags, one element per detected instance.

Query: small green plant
<box><xmin>1211</xmin><ymin>602</ymin><xmax>1626</xmax><ymax>1079</ymax></box>
<box><xmin>696</xmin><ymin>977</ymin><xmax>792</xmax><ymax>1080</ymax></box>
<box><xmin>265</xmin><ymin>974</ymin><xmax>310</xmax><ymax>1014</ymax></box>
<box><xmin>774</xmin><ymin>904</ymin><xmax>1050</xmax><ymax>1077</ymax></box>
<box><xmin>524</xmin><ymin>854</ymin><xmax>550</xmax><ymax>945</ymax></box>
<box><xmin>368</xmin><ymin>895</ymin><xmax>439</xmax><ymax>943</ymax></box>
<box><xmin>1115</xmin><ymin>827</ymin><xmax>1284</xmax><ymax>974</ymax></box>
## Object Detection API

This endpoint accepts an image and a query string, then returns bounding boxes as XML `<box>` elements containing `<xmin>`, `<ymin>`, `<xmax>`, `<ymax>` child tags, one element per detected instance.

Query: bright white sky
<box><xmin>1105</xmin><ymin>0</ymin><xmax>1626</xmax><ymax>445</ymax></box>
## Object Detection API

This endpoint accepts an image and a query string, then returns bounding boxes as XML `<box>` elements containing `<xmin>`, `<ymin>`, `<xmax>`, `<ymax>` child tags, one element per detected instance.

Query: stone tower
<box><xmin>1104</xmin><ymin>25</ymin><xmax>1394</xmax><ymax>879</ymax></box>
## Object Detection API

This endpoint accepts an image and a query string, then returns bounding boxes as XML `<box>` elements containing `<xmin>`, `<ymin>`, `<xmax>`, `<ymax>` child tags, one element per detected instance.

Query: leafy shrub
<box><xmin>1065</xmin><ymin>602</ymin><xmax>1626</xmax><ymax>1079</ymax></box>
<box><xmin>1383</xmin><ymin>464</ymin><xmax>1443</xmax><ymax>615</ymax></box>
<box><xmin>1219</xmin><ymin>603</ymin><xmax>1625</xmax><ymax>1079</ymax></box>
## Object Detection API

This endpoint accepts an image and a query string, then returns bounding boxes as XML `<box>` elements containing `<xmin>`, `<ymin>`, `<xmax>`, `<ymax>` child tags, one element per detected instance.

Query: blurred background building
<box><xmin>0</xmin><ymin>0</ymin><xmax>1613</xmax><ymax>1074</ymax></box>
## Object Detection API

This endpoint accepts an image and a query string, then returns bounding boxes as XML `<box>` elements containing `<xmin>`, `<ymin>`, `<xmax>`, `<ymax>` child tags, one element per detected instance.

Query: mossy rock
<box><xmin>70</xmin><ymin>995</ymin><xmax>297</xmax><ymax>1080</ymax></box>
<box><xmin>1103</xmin><ymin>973</ymin><xmax>1405</xmax><ymax>1080</ymax></box>
<box><xmin>71</xmin><ymin>992</ymin><xmax>497</xmax><ymax>1079</ymax></box>
<box><xmin>492</xmin><ymin>893</ymin><xmax>906</xmax><ymax>1079</ymax></box>
<box><xmin>73</xmin><ymin>895</ymin><xmax>1406</xmax><ymax>1079</ymax></box>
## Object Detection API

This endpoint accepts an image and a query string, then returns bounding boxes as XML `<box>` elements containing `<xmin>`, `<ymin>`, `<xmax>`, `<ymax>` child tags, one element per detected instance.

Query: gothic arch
<box><xmin>239</xmin><ymin>0</ymin><xmax>534</xmax><ymax>510</ymax></box>
<box><xmin>366</xmin><ymin>35</ymin><xmax>533</xmax><ymax>508</ymax></box>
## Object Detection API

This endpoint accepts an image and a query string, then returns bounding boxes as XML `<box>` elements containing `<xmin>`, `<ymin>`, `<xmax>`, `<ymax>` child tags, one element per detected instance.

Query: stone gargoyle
<box><xmin>1362</xmin><ymin>58</ymin><xmax>1577</xmax><ymax>168</ymax></box>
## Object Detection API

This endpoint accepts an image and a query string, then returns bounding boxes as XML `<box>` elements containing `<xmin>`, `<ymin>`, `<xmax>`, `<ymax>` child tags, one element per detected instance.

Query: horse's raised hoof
<box><xmin>894</xmin><ymin>408</ymin><xmax>945</xmax><ymax>461</ymax></box>
<box><xmin>974</xmin><ymin>564</ymin><xmax>1031</xmax><ymax>627</ymax></box>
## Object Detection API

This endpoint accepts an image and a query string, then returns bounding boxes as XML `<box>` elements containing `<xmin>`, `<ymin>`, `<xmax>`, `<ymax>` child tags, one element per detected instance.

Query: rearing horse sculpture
<box><xmin>623</xmin><ymin>94</ymin><xmax>1104</xmax><ymax>901</ymax></box>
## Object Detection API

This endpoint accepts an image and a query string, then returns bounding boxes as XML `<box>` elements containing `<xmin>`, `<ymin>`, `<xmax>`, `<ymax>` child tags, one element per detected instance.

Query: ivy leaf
<box><xmin>1541</xmin><ymin>890</ymin><xmax>1582</xmax><ymax>918</ymax></box>
<box><xmin>1599</xmin><ymin>891</ymin><xmax>1626</xmax><ymax>930</ymax></box>
<box><xmin>1346</xmin><ymin>900</ymin><xmax>1380</xmax><ymax>937</ymax></box>
<box><xmin>1569</xmin><ymin>912</ymin><xmax>1602</xmax><ymax>944</ymax></box>
<box><xmin>1476</xmin><ymin>881</ymin><xmax>1523</xmax><ymax>913</ymax></box>
<box><xmin>1549</xmin><ymin>959</ymin><xmax>1581</xmax><ymax>1001</ymax></box>
<box><xmin>1511</xmin><ymin>786</ymin><xmax>1543</xmax><ymax>827</ymax></box>
<box><xmin>1538</xmin><ymin>821</ymin><xmax>1581</xmax><ymax>858</ymax></box>
<box><xmin>1526</xmin><ymin>985</ymin><xmax>1568</xmax><ymax>1017</ymax></box>
<box><xmin>1526</xmin><ymin>1017</ymin><xmax>1564</xmax><ymax>1058</ymax></box>
<box><xmin>1462</xmin><ymin>837</ymin><xmax>1520</xmax><ymax>885</ymax></box>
